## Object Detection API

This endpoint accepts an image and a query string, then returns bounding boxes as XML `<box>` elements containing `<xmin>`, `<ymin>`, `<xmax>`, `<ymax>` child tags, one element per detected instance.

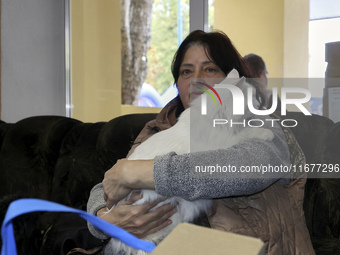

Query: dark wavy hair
<box><xmin>171</xmin><ymin>30</ymin><xmax>265</xmax><ymax>108</ymax></box>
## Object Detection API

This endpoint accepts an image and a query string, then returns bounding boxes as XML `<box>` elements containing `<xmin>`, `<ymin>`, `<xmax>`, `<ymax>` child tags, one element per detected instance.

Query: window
<box><xmin>308</xmin><ymin>0</ymin><xmax>340</xmax><ymax>116</ymax></box>
<box><xmin>138</xmin><ymin>0</ymin><xmax>215</xmax><ymax>107</ymax></box>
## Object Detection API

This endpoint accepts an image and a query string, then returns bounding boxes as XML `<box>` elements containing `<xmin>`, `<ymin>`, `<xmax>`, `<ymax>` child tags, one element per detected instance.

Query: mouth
<box><xmin>190</xmin><ymin>80</ymin><xmax>214</xmax><ymax>102</ymax></box>
<box><xmin>190</xmin><ymin>90</ymin><xmax>204</xmax><ymax>100</ymax></box>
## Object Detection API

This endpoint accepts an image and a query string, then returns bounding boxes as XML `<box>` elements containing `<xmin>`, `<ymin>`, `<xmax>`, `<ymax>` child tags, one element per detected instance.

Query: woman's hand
<box><xmin>98</xmin><ymin>192</ymin><xmax>177</xmax><ymax>238</ymax></box>
<box><xmin>102</xmin><ymin>159</ymin><xmax>155</xmax><ymax>208</ymax></box>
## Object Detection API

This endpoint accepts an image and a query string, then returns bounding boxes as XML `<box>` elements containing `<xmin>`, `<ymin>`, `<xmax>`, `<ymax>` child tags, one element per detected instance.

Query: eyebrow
<box><xmin>180</xmin><ymin>61</ymin><xmax>215</xmax><ymax>68</ymax></box>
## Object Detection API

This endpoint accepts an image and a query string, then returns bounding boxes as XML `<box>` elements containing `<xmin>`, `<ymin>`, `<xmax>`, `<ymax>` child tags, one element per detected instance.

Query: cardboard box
<box><xmin>151</xmin><ymin>223</ymin><xmax>265</xmax><ymax>255</ymax></box>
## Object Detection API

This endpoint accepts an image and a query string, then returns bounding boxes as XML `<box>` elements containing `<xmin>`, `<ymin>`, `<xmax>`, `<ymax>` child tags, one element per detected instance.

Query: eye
<box><xmin>180</xmin><ymin>69</ymin><xmax>192</xmax><ymax>76</ymax></box>
<box><xmin>204</xmin><ymin>63</ymin><xmax>220</xmax><ymax>73</ymax></box>
<box><xmin>206</xmin><ymin>67</ymin><xmax>216</xmax><ymax>72</ymax></box>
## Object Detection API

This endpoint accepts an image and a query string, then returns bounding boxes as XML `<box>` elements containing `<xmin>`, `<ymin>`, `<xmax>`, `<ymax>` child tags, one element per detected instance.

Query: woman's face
<box><xmin>177</xmin><ymin>45</ymin><xmax>226</xmax><ymax>109</ymax></box>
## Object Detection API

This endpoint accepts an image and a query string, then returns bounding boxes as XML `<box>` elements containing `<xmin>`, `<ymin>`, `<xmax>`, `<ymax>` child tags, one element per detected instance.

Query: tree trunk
<box><xmin>121</xmin><ymin>0</ymin><xmax>154</xmax><ymax>105</ymax></box>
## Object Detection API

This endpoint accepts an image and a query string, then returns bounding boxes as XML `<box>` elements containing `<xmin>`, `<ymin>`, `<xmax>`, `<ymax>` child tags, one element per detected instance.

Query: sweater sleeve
<box><xmin>86</xmin><ymin>183</ymin><xmax>109</xmax><ymax>240</ymax></box>
<box><xmin>153</xmin><ymin>116</ymin><xmax>291</xmax><ymax>201</ymax></box>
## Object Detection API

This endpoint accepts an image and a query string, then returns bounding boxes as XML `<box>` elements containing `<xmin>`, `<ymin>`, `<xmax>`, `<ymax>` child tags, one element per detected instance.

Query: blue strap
<box><xmin>1</xmin><ymin>198</ymin><xmax>156</xmax><ymax>255</ymax></box>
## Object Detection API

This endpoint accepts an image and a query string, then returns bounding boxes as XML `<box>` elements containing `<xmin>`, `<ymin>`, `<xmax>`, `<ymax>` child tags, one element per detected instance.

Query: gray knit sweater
<box><xmin>87</xmin><ymin>115</ymin><xmax>290</xmax><ymax>244</ymax></box>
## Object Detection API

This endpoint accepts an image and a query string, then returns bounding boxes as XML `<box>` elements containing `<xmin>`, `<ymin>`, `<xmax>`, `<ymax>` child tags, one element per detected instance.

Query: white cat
<box><xmin>106</xmin><ymin>70</ymin><xmax>274</xmax><ymax>255</ymax></box>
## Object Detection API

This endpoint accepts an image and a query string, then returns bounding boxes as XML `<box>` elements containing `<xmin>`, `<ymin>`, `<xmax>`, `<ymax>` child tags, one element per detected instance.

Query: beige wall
<box><xmin>214</xmin><ymin>0</ymin><xmax>309</xmax><ymax>79</ymax></box>
<box><xmin>71</xmin><ymin>0</ymin><xmax>122</xmax><ymax>122</ymax></box>
<box><xmin>214</xmin><ymin>0</ymin><xmax>284</xmax><ymax>79</ymax></box>
<box><xmin>283</xmin><ymin>0</ymin><xmax>309</xmax><ymax>78</ymax></box>
<box><xmin>214</xmin><ymin>0</ymin><xmax>310</xmax><ymax>112</ymax></box>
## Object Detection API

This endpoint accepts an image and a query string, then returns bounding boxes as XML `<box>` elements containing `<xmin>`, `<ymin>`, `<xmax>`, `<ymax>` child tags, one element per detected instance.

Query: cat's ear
<box><xmin>217</xmin><ymin>69</ymin><xmax>240</xmax><ymax>87</ymax></box>
<box><xmin>235</xmin><ymin>77</ymin><xmax>246</xmax><ymax>88</ymax></box>
<box><xmin>226</xmin><ymin>69</ymin><xmax>239</xmax><ymax>78</ymax></box>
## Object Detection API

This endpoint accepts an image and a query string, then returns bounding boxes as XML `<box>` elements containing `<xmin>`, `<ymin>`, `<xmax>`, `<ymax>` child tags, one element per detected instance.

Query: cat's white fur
<box><xmin>106</xmin><ymin>70</ymin><xmax>274</xmax><ymax>255</ymax></box>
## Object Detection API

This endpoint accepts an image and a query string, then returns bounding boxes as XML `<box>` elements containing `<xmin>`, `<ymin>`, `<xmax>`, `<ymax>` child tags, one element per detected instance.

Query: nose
<box><xmin>191</xmin><ymin>70</ymin><xmax>208</xmax><ymax>86</ymax></box>
<box><xmin>192</xmin><ymin>69</ymin><xmax>203</xmax><ymax>79</ymax></box>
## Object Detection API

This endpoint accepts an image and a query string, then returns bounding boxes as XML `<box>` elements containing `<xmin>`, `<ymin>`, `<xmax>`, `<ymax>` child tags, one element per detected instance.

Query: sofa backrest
<box><xmin>279</xmin><ymin>111</ymin><xmax>335</xmax><ymax>165</ymax></box>
<box><xmin>0</xmin><ymin>114</ymin><xmax>157</xmax><ymax>209</ymax></box>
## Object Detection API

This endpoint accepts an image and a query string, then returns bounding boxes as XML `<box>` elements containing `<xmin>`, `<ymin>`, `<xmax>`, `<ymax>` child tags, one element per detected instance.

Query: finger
<box><xmin>147</xmin><ymin>198</ymin><xmax>178</xmax><ymax>212</ymax></box>
<box><xmin>152</xmin><ymin>203</ymin><xmax>178</xmax><ymax>219</ymax></box>
<box><xmin>141</xmin><ymin>197</ymin><xmax>170</xmax><ymax>212</ymax></box>
<box><xmin>106</xmin><ymin>197</ymin><xmax>116</xmax><ymax>209</ymax></box>
<box><xmin>145</xmin><ymin>219</ymin><xmax>172</xmax><ymax>236</ymax></box>
<box><xmin>126</xmin><ymin>191</ymin><xmax>143</xmax><ymax>204</ymax></box>
<box><xmin>102</xmin><ymin>180</ymin><xmax>109</xmax><ymax>202</ymax></box>
<box><xmin>117</xmin><ymin>191</ymin><xmax>141</xmax><ymax>206</ymax></box>
<box><xmin>143</xmin><ymin>207</ymin><xmax>178</xmax><ymax>236</ymax></box>
<box><xmin>142</xmin><ymin>203</ymin><xmax>177</xmax><ymax>227</ymax></box>
<box><xmin>123</xmin><ymin>193</ymin><xmax>166</xmax><ymax>211</ymax></box>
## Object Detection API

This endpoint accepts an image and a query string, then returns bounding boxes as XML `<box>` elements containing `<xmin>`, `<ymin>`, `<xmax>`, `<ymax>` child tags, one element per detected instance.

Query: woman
<box><xmin>87</xmin><ymin>30</ymin><xmax>314</xmax><ymax>254</ymax></box>
<box><xmin>244</xmin><ymin>53</ymin><xmax>282</xmax><ymax>112</ymax></box>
